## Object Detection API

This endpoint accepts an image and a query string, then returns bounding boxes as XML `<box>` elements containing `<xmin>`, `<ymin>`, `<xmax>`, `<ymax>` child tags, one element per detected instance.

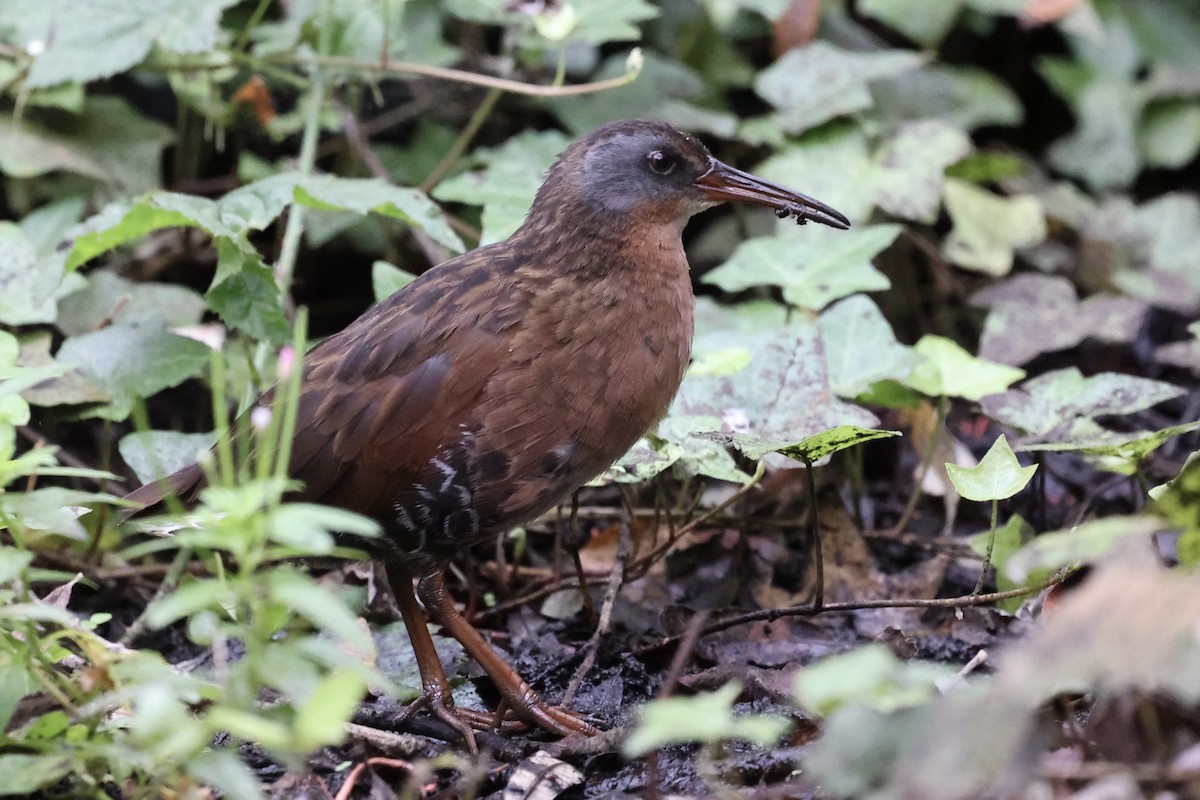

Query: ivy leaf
<box><xmin>695</xmin><ymin>425</ymin><xmax>900</xmax><ymax>463</ymax></box>
<box><xmin>750</xmin><ymin>123</ymin><xmax>875</xmax><ymax>224</ymax></box>
<box><xmin>873</xmin><ymin>65</ymin><xmax>1024</xmax><ymax>131</ymax></box>
<box><xmin>54</xmin><ymin>315</ymin><xmax>210</xmax><ymax>421</ymax></box>
<box><xmin>1112</xmin><ymin>193</ymin><xmax>1200</xmax><ymax>314</ymax></box>
<box><xmin>547</xmin><ymin>53</ymin><xmax>731</xmax><ymax>137</ymax></box>
<box><xmin>946</xmin><ymin>435</ymin><xmax>1037</xmax><ymax>502</ymax></box>
<box><xmin>981</xmin><ymin>368</ymin><xmax>1185</xmax><ymax>437</ymax></box>
<box><xmin>1046</xmin><ymin>76</ymin><xmax>1143</xmax><ymax>191</ymax></box>
<box><xmin>702</xmin><ymin>225</ymin><xmax>898</xmax><ymax>311</ymax></box>
<box><xmin>1139</xmin><ymin>99</ymin><xmax>1200</xmax><ymax>169</ymax></box>
<box><xmin>754</xmin><ymin>42</ymin><xmax>923</xmax><ymax>134</ymax></box>
<box><xmin>904</xmin><ymin>335</ymin><xmax>1025</xmax><ymax>401</ymax></box>
<box><xmin>972</xmin><ymin>274</ymin><xmax>1147</xmax><ymax>366</ymax></box>
<box><xmin>434</xmin><ymin>130</ymin><xmax>570</xmax><ymax>244</ymax></box>
<box><xmin>1021</xmin><ymin>421</ymin><xmax>1200</xmax><ymax>476</ymax></box>
<box><xmin>818</xmin><ymin>294</ymin><xmax>922</xmax><ymax>397</ymax></box>
<box><xmin>857</xmin><ymin>0</ymin><xmax>962</xmax><ymax>45</ymax></box>
<box><xmin>942</xmin><ymin>179</ymin><xmax>1046</xmax><ymax>275</ymax></box>
<box><xmin>870</xmin><ymin>120</ymin><xmax>972</xmax><ymax>223</ymax></box>
<box><xmin>675</xmin><ymin>325</ymin><xmax>879</xmax><ymax>470</ymax></box>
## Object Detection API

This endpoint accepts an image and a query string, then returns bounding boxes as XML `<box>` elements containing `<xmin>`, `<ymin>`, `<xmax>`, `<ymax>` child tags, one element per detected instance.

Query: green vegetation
<box><xmin>1</xmin><ymin>0</ymin><xmax>1198</xmax><ymax>797</ymax></box>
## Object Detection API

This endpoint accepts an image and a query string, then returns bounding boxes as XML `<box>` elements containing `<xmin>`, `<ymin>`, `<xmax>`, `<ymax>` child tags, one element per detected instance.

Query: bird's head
<box><xmin>533</xmin><ymin>119</ymin><xmax>850</xmax><ymax>231</ymax></box>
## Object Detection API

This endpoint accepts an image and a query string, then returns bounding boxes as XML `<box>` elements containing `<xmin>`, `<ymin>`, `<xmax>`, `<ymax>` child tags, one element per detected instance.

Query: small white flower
<box><xmin>250</xmin><ymin>406</ymin><xmax>273</xmax><ymax>431</ymax></box>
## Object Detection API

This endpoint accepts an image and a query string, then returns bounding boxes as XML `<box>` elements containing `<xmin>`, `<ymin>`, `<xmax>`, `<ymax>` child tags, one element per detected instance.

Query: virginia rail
<box><xmin>127</xmin><ymin>119</ymin><xmax>850</xmax><ymax>748</ymax></box>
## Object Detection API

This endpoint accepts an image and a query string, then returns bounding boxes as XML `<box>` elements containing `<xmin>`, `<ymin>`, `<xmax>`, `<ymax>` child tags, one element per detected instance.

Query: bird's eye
<box><xmin>647</xmin><ymin>150</ymin><xmax>676</xmax><ymax>175</ymax></box>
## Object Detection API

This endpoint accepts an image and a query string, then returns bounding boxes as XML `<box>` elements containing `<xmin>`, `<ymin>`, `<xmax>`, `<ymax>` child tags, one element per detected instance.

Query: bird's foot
<box><xmin>493</xmin><ymin>694</ymin><xmax>600</xmax><ymax>737</ymax></box>
<box><xmin>395</xmin><ymin>687</ymin><xmax>482</xmax><ymax>752</ymax></box>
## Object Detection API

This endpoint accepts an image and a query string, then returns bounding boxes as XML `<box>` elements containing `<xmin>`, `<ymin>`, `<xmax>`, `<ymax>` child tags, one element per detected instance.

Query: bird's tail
<box><xmin>119</xmin><ymin>463</ymin><xmax>207</xmax><ymax>521</ymax></box>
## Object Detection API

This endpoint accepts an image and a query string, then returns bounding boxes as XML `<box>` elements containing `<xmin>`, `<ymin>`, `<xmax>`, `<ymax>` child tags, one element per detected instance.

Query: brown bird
<box><xmin>128</xmin><ymin>119</ymin><xmax>849</xmax><ymax>748</ymax></box>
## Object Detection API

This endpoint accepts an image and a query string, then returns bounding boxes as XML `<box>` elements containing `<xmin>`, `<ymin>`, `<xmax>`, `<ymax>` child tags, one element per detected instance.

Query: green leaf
<box><xmin>1140</xmin><ymin>99</ymin><xmax>1200</xmax><ymax>168</ymax></box>
<box><xmin>946</xmin><ymin>435</ymin><xmax>1037</xmax><ymax>502</ymax></box>
<box><xmin>696</xmin><ymin>426</ymin><xmax>901</xmax><ymax>463</ymax></box>
<box><xmin>1046</xmin><ymin>76</ymin><xmax>1143</xmax><ymax>191</ymax></box>
<box><xmin>972</xmin><ymin>274</ymin><xmax>1147</xmax><ymax>366</ymax></box>
<box><xmin>0</xmin><ymin>753</ymin><xmax>74</xmax><ymax>796</ymax></box>
<box><xmin>904</xmin><ymin>335</ymin><xmax>1025</xmax><ymax>401</ymax></box>
<box><xmin>66</xmin><ymin>193</ymin><xmax>235</xmax><ymax>271</ymax></box>
<box><xmin>296</xmin><ymin>175</ymin><xmax>463</xmax><ymax>253</ymax></box>
<box><xmin>0</xmin><ymin>488</ymin><xmax>112</xmax><ymax>540</ymax></box>
<box><xmin>981</xmin><ymin>368</ymin><xmax>1185</xmax><ymax>437</ymax></box>
<box><xmin>818</xmin><ymin>294</ymin><xmax>922</xmax><ymax>397</ymax></box>
<box><xmin>146</xmin><ymin>579</ymin><xmax>232</xmax><ymax>628</ymax></box>
<box><xmin>55</xmin><ymin>316</ymin><xmax>211</xmax><ymax>421</ymax></box>
<box><xmin>754</xmin><ymin>42</ymin><xmax>924</xmax><ymax>134</ymax></box>
<box><xmin>702</xmin><ymin>225</ymin><xmax>898</xmax><ymax>311</ymax></box>
<box><xmin>1020</xmin><ymin>421</ymin><xmax>1200</xmax><ymax>475</ymax></box>
<box><xmin>749</xmin><ymin>122</ymin><xmax>876</xmax><ymax>224</ymax></box>
<box><xmin>623</xmin><ymin>682</ymin><xmax>790</xmax><ymax>757</ymax></box>
<box><xmin>567</xmin><ymin>0</ymin><xmax>659</xmax><ymax>45</ymax></box>
<box><xmin>265</xmin><ymin>570</ymin><xmax>372</xmax><ymax>651</ymax></box>
<box><xmin>371</xmin><ymin>261</ymin><xmax>418</xmax><ymax>302</ymax></box>
<box><xmin>56</xmin><ymin>268</ymin><xmax>206</xmax><ymax>337</ymax></box>
<box><xmin>873</xmin><ymin>65</ymin><xmax>1024</xmax><ymax>131</ymax></box>
<box><xmin>795</xmin><ymin>644</ymin><xmax>954</xmax><ymax>716</ymax></box>
<box><xmin>857</xmin><ymin>0</ymin><xmax>962</xmax><ymax>45</ymax></box>
<box><xmin>674</xmin><ymin>324</ymin><xmax>879</xmax><ymax>465</ymax></box>
<box><xmin>1111</xmin><ymin>193</ymin><xmax>1200</xmax><ymax>314</ymax></box>
<box><xmin>1156</xmin><ymin>457</ymin><xmax>1200</xmax><ymax>565</ymax></box>
<box><xmin>1005</xmin><ymin>515</ymin><xmax>1165</xmax><ymax>583</ymax></box>
<box><xmin>119</xmin><ymin>430</ymin><xmax>216</xmax><ymax>485</ymax></box>
<box><xmin>14</xmin><ymin>0</ymin><xmax>240</xmax><ymax>87</ymax></box>
<box><xmin>604</xmin><ymin>437</ymin><xmax>687</xmax><ymax>484</ymax></box>
<box><xmin>187</xmin><ymin>751</ymin><xmax>263</xmax><ymax>800</ymax></box>
<box><xmin>206</xmin><ymin>244</ymin><xmax>291</xmax><ymax>344</ymax></box>
<box><xmin>294</xmin><ymin>668</ymin><xmax>367</xmax><ymax>750</ymax></box>
<box><xmin>969</xmin><ymin>515</ymin><xmax>1033</xmax><ymax>611</ymax></box>
<box><xmin>870</xmin><ymin>120</ymin><xmax>971</xmax><ymax>223</ymax></box>
<box><xmin>0</xmin><ymin>97</ymin><xmax>173</xmax><ymax>194</ymax></box>
<box><xmin>547</xmin><ymin>53</ymin><xmax>729</xmax><ymax>137</ymax></box>
<box><xmin>942</xmin><ymin>179</ymin><xmax>1047</xmax><ymax>275</ymax></box>
<box><xmin>0</xmin><ymin>547</ymin><xmax>34</xmax><ymax>583</ymax></box>
<box><xmin>434</xmin><ymin>129</ymin><xmax>570</xmax><ymax>244</ymax></box>
<box><xmin>0</xmin><ymin>223</ymin><xmax>64</xmax><ymax>325</ymax></box>
<box><xmin>268</xmin><ymin>504</ymin><xmax>380</xmax><ymax>554</ymax></box>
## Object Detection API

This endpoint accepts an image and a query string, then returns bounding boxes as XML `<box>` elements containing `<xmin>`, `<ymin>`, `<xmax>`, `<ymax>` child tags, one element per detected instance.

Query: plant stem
<box><xmin>419</xmin><ymin>87</ymin><xmax>502</xmax><ymax>194</ymax></box>
<box><xmin>891</xmin><ymin>395</ymin><xmax>949</xmax><ymax>535</ymax></box>
<box><xmin>972</xmin><ymin>498</ymin><xmax>999</xmax><ymax>596</ymax></box>
<box><xmin>803</xmin><ymin>456</ymin><xmax>824</xmax><ymax>612</ymax></box>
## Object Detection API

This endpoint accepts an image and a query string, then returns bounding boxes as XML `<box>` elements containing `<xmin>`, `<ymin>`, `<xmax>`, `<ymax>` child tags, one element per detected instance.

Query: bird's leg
<box><xmin>385</xmin><ymin>562</ymin><xmax>492</xmax><ymax>751</ymax></box>
<box><xmin>416</xmin><ymin>570</ymin><xmax>601</xmax><ymax>738</ymax></box>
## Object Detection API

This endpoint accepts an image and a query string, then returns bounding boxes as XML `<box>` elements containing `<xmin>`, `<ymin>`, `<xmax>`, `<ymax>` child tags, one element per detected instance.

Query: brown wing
<box><xmin>285</xmin><ymin>241</ymin><xmax>529</xmax><ymax>523</ymax></box>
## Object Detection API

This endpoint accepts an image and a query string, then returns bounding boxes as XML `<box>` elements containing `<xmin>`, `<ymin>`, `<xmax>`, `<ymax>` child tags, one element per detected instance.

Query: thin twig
<box><xmin>634</xmin><ymin>568</ymin><xmax>1075</xmax><ymax>657</ymax></box>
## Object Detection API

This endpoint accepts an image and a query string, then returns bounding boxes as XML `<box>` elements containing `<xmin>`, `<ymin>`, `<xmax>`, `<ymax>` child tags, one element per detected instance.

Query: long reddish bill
<box><xmin>694</xmin><ymin>157</ymin><xmax>851</xmax><ymax>230</ymax></box>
